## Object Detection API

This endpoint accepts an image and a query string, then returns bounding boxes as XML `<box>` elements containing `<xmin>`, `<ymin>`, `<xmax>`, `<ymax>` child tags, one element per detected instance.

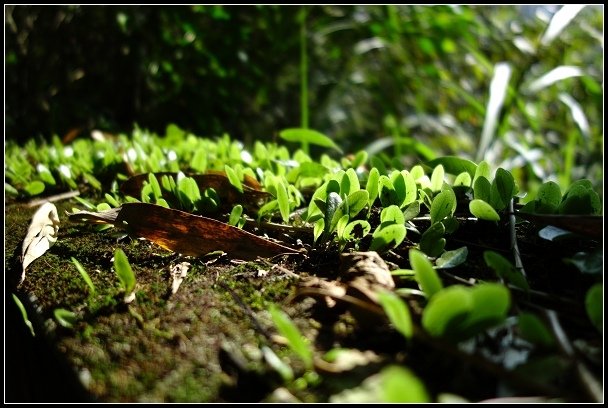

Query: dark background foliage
<box><xmin>4</xmin><ymin>5</ymin><xmax>603</xmax><ymax>193</ymax></box>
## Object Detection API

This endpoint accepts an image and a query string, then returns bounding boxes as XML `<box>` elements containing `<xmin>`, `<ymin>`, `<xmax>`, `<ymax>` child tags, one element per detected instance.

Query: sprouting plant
<box><xmin>268</xmin><ymin>303</ymin><xmax>314</xmax><ymax>371</ymax></box>
<box><xmin>71</xmin><ymin>257</ymin><xmax>96</xmax><ymax>296</ymax></box>
<box><xmin>12</xmin><ymin>293</ymin><xmax>35</xmax><ymax>336</ymax></box>
<box><xmin>54</xmin><ymin>308</ymin><xmax>78</xmax><ymax>329</ymax></box>
<box><xmin>114</xmin><ymin>248</ymin><xmax>136</xmax><ymax>302</ymax></box>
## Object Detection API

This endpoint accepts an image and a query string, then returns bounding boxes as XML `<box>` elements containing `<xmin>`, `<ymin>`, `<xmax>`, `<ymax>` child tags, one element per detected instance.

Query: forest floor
<box><xmin>4</xmin><ymin>198</ymin><xmax>603</xmax><ymax>403</ymax></box>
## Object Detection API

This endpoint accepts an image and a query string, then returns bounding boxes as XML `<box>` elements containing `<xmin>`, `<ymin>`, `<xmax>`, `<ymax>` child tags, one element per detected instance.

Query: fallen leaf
<box><xmin>21</xmin><ymin>202</ymin><xmax>60</xmax><ymax>284</ymax></box>
<box><xmin>515</xmin><ymin>212</ymin><xmax>603</xmax><ymax>241</ymax></box>
<box><xmin>171</xmin><ymin>262</ymin><xmax>191</xmax><ymax>295</ymax></box>
<box><xmin>69</xmin><ymin>203</ymin><xmax>299</xmax><ymax>260</ymax></box>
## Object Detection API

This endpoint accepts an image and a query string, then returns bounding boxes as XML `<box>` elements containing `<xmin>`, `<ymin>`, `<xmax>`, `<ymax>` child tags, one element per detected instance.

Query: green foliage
<box><xmin>469</xmin><ymin>199</ymin><xmax>500</xmax><ymax>222</ymax></box>
<box><xmin>484</xmin><ymin>251</ymin><xmax>529</xmax><ymax>291</ymax></box>
<box><xmin>422</xmin><ymin>283</ymin><xmax>510</xmax><ymax>341</ymax></box>
<box><xmin>71</xmin><ymin>257</ymin><xmax>97</xmax><ymax>295</ymax></box>
<box><xmin>410</xmin><ymin>249</ymin><xmax>443</xmax><ymax>298</ymax></box>
<box><xmin>518</xmin><ymin>313</ymin><xmax>556</xmax><ymax>348</ymax></box>
<box><xmin>585</xmin><ymin>284</ymin><xmax>603</xmax><ymax>334</ymax></box>
<box><xmin>377</xmin><ymin>291</ymin><xmax>413</xmax><ymax>340</ymax></box>
<box><xmin>12</xmin><ymin>294</ymin><xmax>35</xmax><ymax>337</ymax></box>
<box><xmin>54</xmin><ymin>308</ymin><xmax>78</xmax><ymax>329</ymax></box>
<box><xmin>114</xmin><ymin>248</ymin><xmax>136</xmax><ymax>294</ymax></box>
<box><xmin>268</xmin><ymin>303</ymin><xmax>314</xmax><ymax>370</ymax></box>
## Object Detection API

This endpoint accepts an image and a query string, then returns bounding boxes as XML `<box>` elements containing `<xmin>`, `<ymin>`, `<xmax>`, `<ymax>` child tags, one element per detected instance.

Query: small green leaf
<box><xmin>12</xmin><ymin>294</ymin><xmax>35</xmax><ymax>337</ymax></box>
<box><xmin>24</xmin><ymin>180</ymin><xmax>45</xmax><ymax>196</ymax></box>
<box><xmin>82</xmin><ymin>173</ymin><xmax>102</xmax><ymax>191</ymax></box>
<box><xmin>378</xmin><ymin>291</ymin><xmax>413</xmax><ymax>340</ymax></box>
<box><xmin>390</xmin><ymin>171</ymin><xmax>407</xmax><ymax>207</ymax></box>
<box><xmin>37</xmin><ymin>164</ymin><xmax>56</xmax><ymax>185</ymax></box>
<box><xmin>469</xmin><ymin>199</ymin><xmax>500</xmax><ymax>221</ymax></box>
<box><xmin>422</xmin><ymin>285</ymin><xmax>472</xmax><ymax>337</ymax></box>
<box><xmin>473</xmin><ymin>161</ymin><xmax>491</xmax><ymax>184</ymax></box>
<box><xmin>558</xmin><ymin>180</ymin><xmax>601</xmax><ymax>215</ymax></box>
<box><xmin>191</xmin><ymin>149</ymin><xmax>208</xmax><ymax>172</ymax></box>
<box><xmin>228</xmin><ymin>204</ymin><xmax>244</xmax><ymax>227</ymax></box>
<box><xmin>382</xmin><ymin>365</ymin><xmax>430</xmax><ymax>403</ymax></box>
<box><xmin>430</xmin><ymin>165</ymin><xmax>445</xmax><ymax>192</ymax></box>
<box><xmin>585</xmin><ymin>284</ymin><xmax>603</xmax><ymax>333</ymax></box>
<box><xmin>490</xmin><ymin>168</ymin><xmax>515</xmax><ymax>211</ymax></box>
<box><xmin>54</xmin><ymin>308</ymin><xmax>78</xmax><ymax>329</ymax></box>
<box><xmin>535</xmin><ymin>181</ymin><xmax>562</xmax><ymax>214</ymax></box>
<box><xmin>224</xmin><ymin>164</ymin><xmax>243</xmax><ymax>193</ymax></box>
<box><xmin>352</xmin><ymin>150</ymin><xmax>368</xmax><ymax>168</ymax></box>
<box><xmin>279</xmin><ymin>128</ymin><xmax>342</xmax><ymax>153</ymax></box>
<box><xmin>370</xmin><ymin>224</ymin><xmax>406</xmax><ymax>252</ymax></box>
<box><xmin>71</xmin><ymin>257</ymin><xmax>96</xmax><ymax>295</ymax></box>
<box><xmin>104</xmin><ymin>193</ymin><xmax>120</xmax><ymax>208</ymax></box>
<box><xmin>518</xmin><ymin>313</ymin><xmax>555</xmax><ymax>348</ymax></box>
<box><xmin>454</xmin><ymin>172</ymin><xmax>472</xmax><ymax>187</ymax></box>
<box><xmin>345</xmin><ymin>190</ymin><xmax>369</xmax><ymax>218</ymax></box>
<box><xmin>343</xmin><ymin>168</ymin><xmax>360</xmax><ymax>196</ymax></box>
<box><xmin>114</xmin><ymin>248</ymin><xmax>136</xmax><ymax>294</ymax></box>
<box><xmin>313</xmin><ymin>218</ymin><xmax>325</xmax><ymax>243</ymax></box>
<box><xmin>268</xmin><ymin>303</ymin><xmax>313</xmax><ymax>369</ymax></box>
<box><xmin>96</xmin><ymin>202</ymin><xmax>111</xmax><ymax>212</ymax></box>
<box><xmin>379</xmin><ymin>176</ymin><xmax>399</xmax><ymax>207</ymax></box>
<box><xmin>473</xmin><ymin>176</ymin><xmax>491</xmax><ymax>202</ymax></box>
<box><xmin>366</xmin><ymin>167</ymin><xmax>380</xmax><ymax>207</ymax></box>
<box><xmin>410</xmin><ymin>249</ymin><xmax>443</xmax><ymax>298</ymax></box>
<box><xmin>343</xmin><ymin>220</ymin><xmax>371</xmax><ymax>241</ymax></box>
<box><xmin>430</xmin><ymin>189</ymin><xmax>456</xmax><ymax>224</ymax></box>
<box><xmin>276</xmin><ymin>181</ymin><xmax>290</xmax><ymax>223</ymax></box>
<box><xmin>419</xmin><ymin>222</ymin><xmax>446</xmax><ymax>258</ymax></box>
<box><xmin>435</xmin><ymin>247</ymin><xmax>468</xmax><ymax>269</ymax></box>
<box><xmin>425</xmin><ymin>156</ymin><xmax>477</xmax><ymax>177</ymax></box>
<box><xmin>400</xmin><ymin>170</ymin><xmax>418</xmax><ymax>207</ymax></box>
<box><xmin>484</xmin><ymin>251</ymin><xmax>529</xmax><ymax>291</ymax></box>
<box><xmin>380</xmin><ymin>205</ymin><xmax>405</xmax><ymax>226</ymax></box>
<box><xmin>456</xmin><ymin>283</ymin><xmax>511</xmax><ymax>340</ymax></box>
<box><xmin>402</xmin><ymin>201</ymin><xmax>420</xmax><ymax>222</ymax></box>
<box><xmin>148</xmin><ymin>173</ymin><xmax>162</xmax><ymax>201</ymax></box>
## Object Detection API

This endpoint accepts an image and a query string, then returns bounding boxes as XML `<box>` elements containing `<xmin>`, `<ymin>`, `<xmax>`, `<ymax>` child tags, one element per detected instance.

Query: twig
<box><xmin>508</xmin><ymin>199</ymin><xmax>526</xmax><ymax>279</ymax></box>
<box><xmin>545</xmin><ymin>310</ymin><xmax>603</xmax><ymax>402</ymax></box>
<box><xmin>27</xmin><ymin>190</ymin><xmax>80</xmax><ymax>207</ymax></box>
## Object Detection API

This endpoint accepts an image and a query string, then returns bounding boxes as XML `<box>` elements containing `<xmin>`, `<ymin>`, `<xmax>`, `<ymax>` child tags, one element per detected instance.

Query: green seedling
<box><xmin>557</xmin><ymin>179</ymin><xmax>601</xmax><ymax>215</ymax></box>
<box><xmin>54</xmin><ymin>308</ymin><xmax>78</xmax><ymax>329</ymax></box>
<box><xmin>224</xmin><ymin>164</ymin><xmax>243</xmax><ymax>193</ymax></box>
<box><xmin>12</xmin><ymin>294</ymin><xmax>35</xmax><ymax>337</ymax></box>
<box><xmin>469</xmin><ymin>199</ymin><xmax>500</xmax><ymax>221</ymax></box>
<box><xmin>279</xmin><ymin>128</ymin><xmax>342</xmax><ymax>154</ymax></box>
<box><xmin>268</xmin><ymin>303</ymin><xmax>313</xmax><ymax>370</ymax></box>
<box><xmin>377</xmin><ymin>291</ymin><xmax>413</xmax><ymax>340</ymax></box>
<box><xmin>228</xmin><ymin>204</ymin><xmax>246</xmax><ymax>228</ymax></box>
<box><xmin>518</xmin><ymin>312</ymin><xmax>556</xmax><ymax>348</ymax></box>
<box><xmin>585</xmin><ymin>284</ymin><xmax>603</xmax><ymax>334</ymax></box>
<box><xmin>435</xmin><ymin>247</ymin><xmax>468</xmax><ymax>269</ymax></box>
<box><xmin>430</xmin><ymin>164</ymin><xmax>445</xmax><ymax>192</ymax></box>
<box><xmin>484</xmin><ymin>250</ymin><xmax>529</xmax><ymax>291</ymax></box>
<box><xmin>419</xmin><ymin>221</ymin><xmax>446</xmax><ymax>257</ymax></box>
<box><xmin>422</xmin><ymin>283</ymin><xmax>510</xmax><ymax>341</ymax></box>
<box><xmin>71</xmin><ymin>257</ymin><xmax>96</xmax><ymax>295</ymax></box>
<box><xmin>520</xmin><ymin>181</ymin><xmax>562</xmax><ymax>214</ymax></box>
<box><xmin>410</xmin><ymin>249</ymin><xmax>443</xmax><ymax>299</ymax></box>
<box><xmin>430</xmin><ymin>188</ymin><xmax>457</xmax><ymax>225</ymax></box>
<box><xmin>114</xmin><ymin>248</ymin><xmax>136</xmax><ymax>300</ymax></box>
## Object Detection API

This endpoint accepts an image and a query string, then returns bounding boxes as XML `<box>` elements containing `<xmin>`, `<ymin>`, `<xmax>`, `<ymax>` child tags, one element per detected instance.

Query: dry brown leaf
<box><xmin>170</xmin><ymin>262</ymin><xmax>191</xmax><ymax>295</ymax></box>
<box><xmin>69</xmin><ymin>203</ymin><xmax>299</xmax><ymax>260</ymax></box>
<box><xmin>515</xmin><ymin>212</ymin><xmax>603</xmax><ymax>240</ymax></box>
<box><xmin>21</xmin><ymin>202</ymin><xmax>60</xmax><ymax>284</ymax></box>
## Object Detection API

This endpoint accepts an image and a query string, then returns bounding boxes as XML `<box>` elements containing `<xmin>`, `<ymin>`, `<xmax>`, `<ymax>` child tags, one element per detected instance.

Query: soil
<box><xmin>4</xmin><ymin>198</ymin><xmax>603</xmax><ymax>403</ymax></box>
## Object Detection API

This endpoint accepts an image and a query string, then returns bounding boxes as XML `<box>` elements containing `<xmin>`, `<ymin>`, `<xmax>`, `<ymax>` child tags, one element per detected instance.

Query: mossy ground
<box><xmin>5</xmin><ymin>198</ymin><xmax>603</xmax><ymax>403</ymax></box>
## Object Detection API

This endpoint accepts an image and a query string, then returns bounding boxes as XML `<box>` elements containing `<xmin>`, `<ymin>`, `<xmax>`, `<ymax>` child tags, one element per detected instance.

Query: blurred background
<box><xmin>4</xmin><ymin>5</ymin><xmax>604</xmax><ymax>195</ymax></box>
